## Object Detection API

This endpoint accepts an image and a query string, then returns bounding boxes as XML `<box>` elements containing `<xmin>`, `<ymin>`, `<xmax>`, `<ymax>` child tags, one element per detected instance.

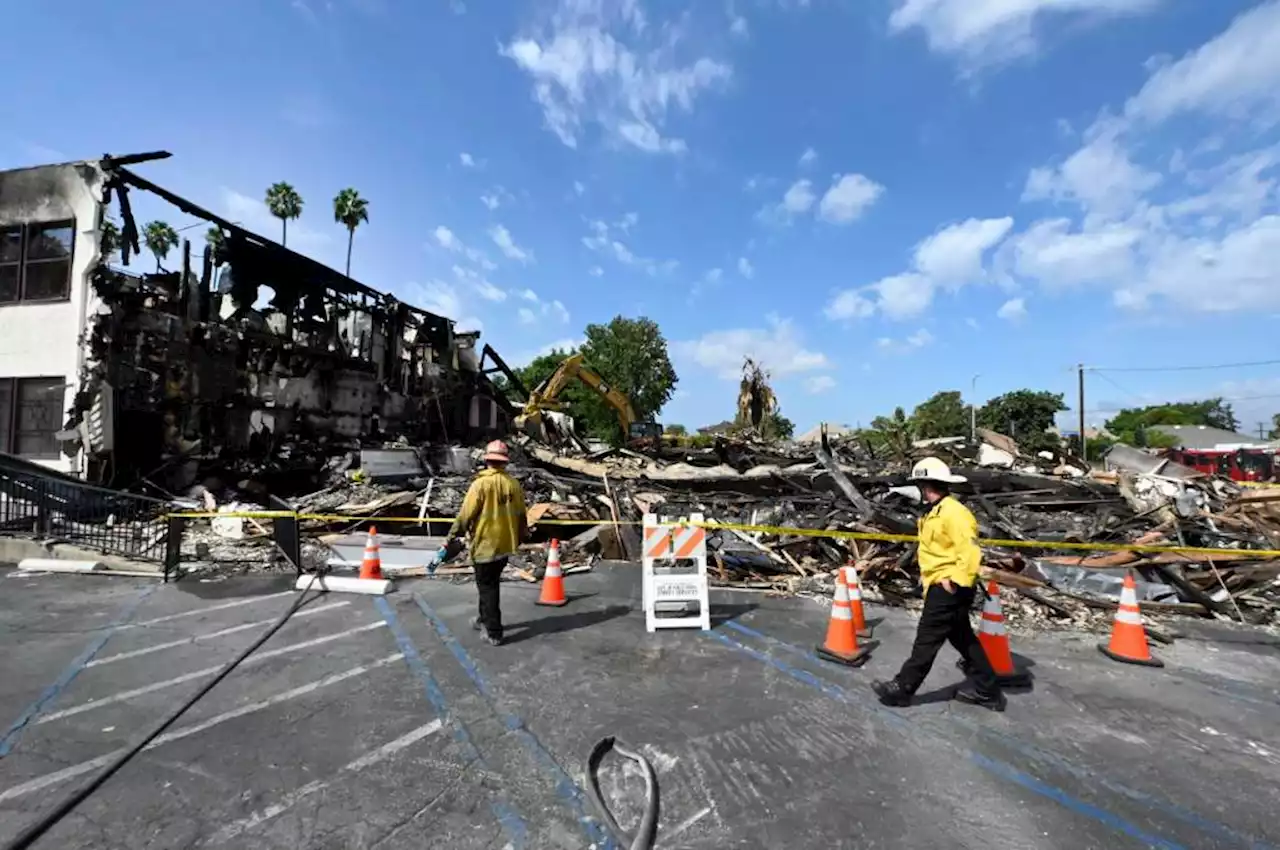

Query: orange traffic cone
<box><xmin>977</xmin><ymin>581</ymin><xmax>1032</xmax><ymax>687</ymax></box>
<box><xmin>536</xmin><ymin>539</ymin><xmax>568</xmax><ymax>607</ymax></box>
<box><xmin>816</xmin><ymin>571</ymin><xmax>871</xmax><ymax>667</ymax></box>
<box><xmin>843</xmin><ymin>563</ymin><xmax>873</xmax><ymax>639</ymax></box>
<box><xmin>359</xmin><ymin>526</ymin><xmax>383</xmax><ymax>580</ymax></box>
<box><xmin>1098</xmin><ymin>572</ymin><xmax>1163</xmax><ymax>668</ymax></box>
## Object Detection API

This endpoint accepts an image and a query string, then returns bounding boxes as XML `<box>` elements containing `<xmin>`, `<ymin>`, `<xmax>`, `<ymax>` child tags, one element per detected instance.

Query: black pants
<box><xmin>474</xmin><ymin>557</ymin><xmax>507</xmax><ymax>638</ymax></box>
<box><xmin>895</xmin><ymin>583</ymin><xmax>999</xmax><ymax>696</ymax></box>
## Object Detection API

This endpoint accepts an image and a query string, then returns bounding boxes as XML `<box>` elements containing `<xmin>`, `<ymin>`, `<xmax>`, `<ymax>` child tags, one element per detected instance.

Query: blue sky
<box><xmin>5</xmin><ymin>0</ymin><xmax>1280</xmax><ymax>436</ymax></box>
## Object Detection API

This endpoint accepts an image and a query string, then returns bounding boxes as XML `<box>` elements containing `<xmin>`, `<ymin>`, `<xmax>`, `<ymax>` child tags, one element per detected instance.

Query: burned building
<box><xmin>0</xmin><ymin>152</ymin><xmax>512</xmax><ymax>495</ymax></box>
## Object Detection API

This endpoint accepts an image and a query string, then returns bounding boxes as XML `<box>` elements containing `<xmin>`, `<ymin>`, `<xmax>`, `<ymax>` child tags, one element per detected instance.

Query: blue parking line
<box><xmin>720</xmin><ymin>620</ymin><xmax>1275</xmax><ymax>850</ymax></box>
<box><xmin>374</xmin><ymin>597</ymin><xmax>529</xmax><ymax>849</ymax></box>
<box><xmin>0</xmin><ymin>584</ymin><xmax>156</xmax><ymax>757</ymax></box>
<box><xmin>412</xmin><ymin>594</ymin><xmax>618</xmax><ymax>850</ymax></box>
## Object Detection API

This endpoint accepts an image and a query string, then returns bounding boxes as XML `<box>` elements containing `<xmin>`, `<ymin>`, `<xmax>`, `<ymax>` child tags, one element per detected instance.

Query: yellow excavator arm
<box><xmin>518</xmin><ymin>353</ymin><xmax>649</xmax><ymax>443</ymax></box>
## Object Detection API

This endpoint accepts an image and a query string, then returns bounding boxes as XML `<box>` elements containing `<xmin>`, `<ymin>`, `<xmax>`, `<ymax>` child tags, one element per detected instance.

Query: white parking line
<box><xmin>0</xmin><ymin>653</ymin><xmax>404</xmax><ymax>804</ymax></box>
<box><xmin>88</xmin><ymin>601</ymin><xmax>351</xmax><ymax>667</ymax></box>
<box><xmin>38</xmin><ymin>622</ymin><xmax>388</xmax><ymax>724</ymax></box>
<box><xmin>123</xmin><ymin>591</ymin><xmax>297</xmax><ymax>629</ymax></box>
<box><xmin>208</xmin><ymin>718</ymin><xmax>446</xmax><ymax>844</ymax></box>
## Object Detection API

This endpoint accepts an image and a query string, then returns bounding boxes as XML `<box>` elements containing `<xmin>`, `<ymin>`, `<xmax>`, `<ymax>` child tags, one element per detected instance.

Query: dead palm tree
<box><xmin>265</xmin><ymin>182</ymin><xmax>304</xmax><ymax>246</ymax></box>
<box><xmin>142</xmin><ymin>221</ymin><xmax>179</xmax><ymax>272</ymax></box>
<box><xmin>332</xmin><ymin>187</ymin><xmax>369</xmax><ymax>277</ymax></box>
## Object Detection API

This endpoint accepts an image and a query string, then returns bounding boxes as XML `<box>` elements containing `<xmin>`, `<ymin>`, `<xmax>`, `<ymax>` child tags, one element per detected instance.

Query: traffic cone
<box><xmin>536</xmin><ymin>539</ymin><xmax>568</xmax><ymax>607</ymax></box>
<box><xmin>977</xmin><ymin>581</ymin><xmax>1032</xmax><ymax>687</ymax></box>
<box><xmin>843</xmin><ymin>563</ymin><xmax>873</xmax><ymax>639</ymax></box>
<box><xmin>815</xmin><ymin>571</ymin><xmax>871</xmax><ymax>667</ymax></box>
<box><xmin>1098</xmin><ymin>572</ymin><xmax>1163</xmax><ymax>668</ymax></box>
<box><xmin>359</xmin><ymin>526</ymin><xmax>383</xmax><ymax>580</ymax></box>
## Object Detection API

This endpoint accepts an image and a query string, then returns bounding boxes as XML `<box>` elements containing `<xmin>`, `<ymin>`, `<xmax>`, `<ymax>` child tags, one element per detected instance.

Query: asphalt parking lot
<box><xmin>1</xmin><ymin>562</ymin><xmax>1278</xmax><ymax>849</ymax></box>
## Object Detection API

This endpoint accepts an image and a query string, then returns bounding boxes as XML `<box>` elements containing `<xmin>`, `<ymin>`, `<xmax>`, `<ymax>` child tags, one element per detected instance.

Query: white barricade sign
<box><xmin>641</xmin><ymin>512</ymin><xmax>711</xmax><ymax>632</ymax></box>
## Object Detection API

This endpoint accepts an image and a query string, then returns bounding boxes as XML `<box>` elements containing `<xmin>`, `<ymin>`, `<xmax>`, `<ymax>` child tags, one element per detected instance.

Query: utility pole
<box><xmin>1258</xmin><ymin>422</ymin><xmax>1268</xmax><ymax>440</ymax></box>
<box><xmin>970</xmin><ymin>374</ymin><xmax>980</xmax><ymax>442</ymax></box>
<box><xmin>1077</xmin><ymin>364</ymin><xmax>1087</xmax><ymax>460</ymax></box>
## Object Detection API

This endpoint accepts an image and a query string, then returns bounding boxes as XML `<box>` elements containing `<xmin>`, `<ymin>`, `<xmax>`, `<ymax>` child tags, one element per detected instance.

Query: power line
<box><xmin>1085</xmin><ymin>392</ymin><xmax>1280</xmax><ymax>416</ymax></box>
<box><xmin>1088</xmin><ymin>358</ymin><xmax>1280</xmax><ymax>373</ymax></box>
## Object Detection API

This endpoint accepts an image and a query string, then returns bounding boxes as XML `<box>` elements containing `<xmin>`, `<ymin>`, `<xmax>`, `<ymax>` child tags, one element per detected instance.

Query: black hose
<box><xmin>3</xmin><ymin>573</ymin><xmax>323</xmax><ymax>850</ymax></box>
<box><xmin>585</xmin><ymin>736</ymin><xmax>660</xmax><ymax>850</ymax></box>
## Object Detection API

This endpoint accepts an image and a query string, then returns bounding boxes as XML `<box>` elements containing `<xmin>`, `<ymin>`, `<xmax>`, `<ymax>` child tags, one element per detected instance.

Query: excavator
<box><xmin>512</xmin><ymin>352</ymin><xmax>663</xmax><ymax>449</ymax></box>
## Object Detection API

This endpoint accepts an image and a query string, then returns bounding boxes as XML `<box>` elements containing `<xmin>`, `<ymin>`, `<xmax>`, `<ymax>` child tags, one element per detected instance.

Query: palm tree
<box><xmin>142</xmin><ymin>221</ymin><xmax>179</xmax><ymax>272</ymax></box>
<box><xmin>332</xmin><ymin>187</ymin><xmax>369</xmax><ymax>277</ymax></box>
<box><xmin>205</xmin><ymin>227</ymin><xmax>226</xmax><ymax>264</ymax></box>
<box><xmin>265</xmin><ymin>182</ymin><xmax>303</xmax><ymax>246</ymax></box>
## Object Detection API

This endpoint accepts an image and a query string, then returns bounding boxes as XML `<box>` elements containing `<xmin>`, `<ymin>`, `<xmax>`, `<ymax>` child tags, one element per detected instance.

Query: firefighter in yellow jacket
<box><xmin>872</xmin><ymin>457</ymin><xmax>1005</xmax><ymax>711</ymax></box>
<box><xmin>440</xmin><ymin>440</ymin><xmax>527</xmax><ymax>646</ymax></box>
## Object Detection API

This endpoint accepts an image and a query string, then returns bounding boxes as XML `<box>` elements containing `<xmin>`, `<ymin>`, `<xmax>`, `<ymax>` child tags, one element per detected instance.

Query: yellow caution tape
<box><xmin>164</xmin><ymin>511</ymin><xmax>1280</xmax><ymax>560</ymax></box>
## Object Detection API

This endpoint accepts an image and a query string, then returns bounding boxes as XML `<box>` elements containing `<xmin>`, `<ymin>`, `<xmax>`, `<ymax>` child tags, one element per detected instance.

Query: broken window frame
<box><xmin>0</xmin><ymin>219</ymin><xmax>76</xmax><ymax>305</ymax></box>
<box><xmin>0</xmin><ymin>376</ymin><xmax>65</xmax><ymax>459</ymax></box>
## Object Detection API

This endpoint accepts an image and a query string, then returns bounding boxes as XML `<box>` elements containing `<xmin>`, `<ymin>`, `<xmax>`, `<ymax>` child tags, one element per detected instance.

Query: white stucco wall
<box><xmin>0</xmin><ymin>162</ymin><xmax>107</xmax><ymax>474</ymax></box>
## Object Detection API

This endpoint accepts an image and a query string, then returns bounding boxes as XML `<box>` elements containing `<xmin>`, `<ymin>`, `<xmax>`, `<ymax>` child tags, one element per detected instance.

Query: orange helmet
<box><xmin>483</xmin><ymin>440</ymin><xmax>510</xmax><ymax>463</ymax></box>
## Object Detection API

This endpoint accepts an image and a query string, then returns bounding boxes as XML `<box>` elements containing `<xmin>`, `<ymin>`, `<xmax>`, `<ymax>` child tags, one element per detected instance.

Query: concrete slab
<box><xmin>0</xmin><ymin>563</ymin><xmax>1277</xmax><ymax>849</ymax></box>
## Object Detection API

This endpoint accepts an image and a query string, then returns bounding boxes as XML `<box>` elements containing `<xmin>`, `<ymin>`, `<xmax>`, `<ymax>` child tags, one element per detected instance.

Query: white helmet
<box><xmin>910</xmin><ymin>457</ymin><xmax>966</xmax><ymax>485</ymax></box>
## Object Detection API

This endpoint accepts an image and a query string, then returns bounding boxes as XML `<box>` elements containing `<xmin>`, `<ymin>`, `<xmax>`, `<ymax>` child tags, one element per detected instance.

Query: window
<box><xmin>0</xmin><ymin>377</ymin><xmax>64</xmax><ymax>459</ymax></box>
<box><xmin>0</xmin><ymin>221</ymin><xmax>74</xmax><ymax>304</ymax></box>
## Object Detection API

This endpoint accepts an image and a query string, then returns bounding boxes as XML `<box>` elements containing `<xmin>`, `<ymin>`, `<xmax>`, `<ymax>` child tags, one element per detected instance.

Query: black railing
<box><xmin>0</xmin><ymin>454</ymin><xmax>170</xmax><ymax>567</ymax></box>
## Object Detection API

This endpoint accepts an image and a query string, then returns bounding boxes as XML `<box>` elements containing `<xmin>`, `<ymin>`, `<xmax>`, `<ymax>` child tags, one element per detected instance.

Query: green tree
<box><xmin>517</xmin><ymin>317</ymin><xmax>678</xmax><ymax>444</ymax></box>
<box><xmin>865</xmin><ymin>406</ymin><xmax>914</xmax><ymax>457</ymax></box>
<box><xmin>333</xmin><ymin>187</ymin><xmax>369</xmax><ymax>277</ymax></box>
<box><xmin>765</xmin><ymin>411</ymin><xmax>795</xmax><ymax>440</ymax></box>
<box><xmin>142</xmin><ymin>221</ymin><xmax>179</xmax><ymax>272</ymax></box>
<box><xmin>1105</xmin><ymin>399</ymin><xmax>1241</xmax><ymax>446</ymax></box>
<box><xmin>665</xmin><ymin>424</ymin><xmax>688</xmax><ymax>436</ymax></box>
<box><xmin>265</xmin><ymin>182</ymin><xmax>304</xmax><ymax>246</ymax></box>
<box><xmin>911</xmin><ymin>390</ymin><xmax>969</xmax><ymax>439</ymax></box>
<box><xmin>976</xmin><ymin>389</ymin><xmax>1066</xmax><ymax>454</ymax></box>
<box><xmin>205</xmin><ymin>227</ymin><xmax>226</xmax><ymax>264</ymax></box>
<box><xmin>1270</xmin><ymin>413</ymin><xmax>1280</xmax><ymax>440</ymax></box>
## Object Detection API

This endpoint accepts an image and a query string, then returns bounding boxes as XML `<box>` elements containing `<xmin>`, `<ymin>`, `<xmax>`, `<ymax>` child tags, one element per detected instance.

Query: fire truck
<box><xmin>1163</xmin><ymin>447</ymin><xmax>1279</xmax><ymax>482</ymax></box>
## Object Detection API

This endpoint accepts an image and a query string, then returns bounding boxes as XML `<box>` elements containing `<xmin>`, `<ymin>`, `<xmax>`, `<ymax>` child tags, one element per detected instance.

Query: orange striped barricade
<box><xmin>641</xmin><ymin>512</ymin><xmax>711</xmax><ymax>632</ymax></box>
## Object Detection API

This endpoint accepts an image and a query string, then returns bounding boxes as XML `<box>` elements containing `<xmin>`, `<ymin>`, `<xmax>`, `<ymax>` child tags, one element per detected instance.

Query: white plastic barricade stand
<box><xmin>641</xmin><ymin>512</ymin><xmax>711</xmax><ymax>632</ymax></box>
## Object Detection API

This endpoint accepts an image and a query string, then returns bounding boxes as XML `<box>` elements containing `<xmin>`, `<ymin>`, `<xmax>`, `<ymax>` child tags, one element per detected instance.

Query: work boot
<box><xmin>871</xmin><ymin>679</ymin><xmax>912</xmax><ymax>707</ymax></box>
<box><xmin>481</xmin><ymin>630</ymin><xmax>503</xmax><ymax>647</ymax></box>
<box><xmin>954</xmin><ymin>684</ymin><xmax>1007</xmax><ymax>712</ymax></box>
<box><xmin>956</xmin><ymin>658</ymin><xmax>975</xmax><ymax>677</ymax></box>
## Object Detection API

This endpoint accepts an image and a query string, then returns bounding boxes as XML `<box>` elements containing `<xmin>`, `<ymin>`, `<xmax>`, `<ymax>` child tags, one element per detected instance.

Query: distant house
<box><xmin>1148</xmin><ymin>424</ymin><xmax>1272</xmax><ymax>451</ymax></box>
<box><xmin>796</xmin><ymin>423</ymin><xmax>854</xmax><ymax>444</ymax></box>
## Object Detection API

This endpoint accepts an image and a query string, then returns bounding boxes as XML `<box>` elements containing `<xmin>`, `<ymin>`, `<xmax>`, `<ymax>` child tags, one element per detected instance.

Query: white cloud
<box><xmin>674</xmin><ymin>315</ymin><xmax>829</xmax><ymax>380</ymax></box>
<box><xmin>489</xmin><ymin>224</ymin><xmax>533</xmax><ymax>263</ymax></box>
<box><xmin>798</xmin><ymin>147</ymin><xmax>817</xmax><ymax>167</ymax></box>
<box><xmin>411</xmin><ymin>280</ymin><xmax>463</xmax><ymax>320</ymax></box>
<box><xmin>518</xmin><ymin>307</ymin><xmax>537</xmax><ymax>325</ymax></box>
<box><xmin>1122</xmin><ymin>1</ymin><xmax>1280</xmax><ymax>127</ymax></box>
<box><xmin>877</xmin><ymin>328</ymin><xmax>935</xmax><ymax>353</ymax></box>
<box><xmin>589</xmin><ymin>265</ymin><xmax>604</xmax><ymax>277</ymax></box>
<box><xmin>502</xmin><ymin>1</ymin><xmax>732</xmax><ymax>154</ymax></box>
<box><xmin>704</xmin><ymin>267</ymin><xmax>723</xmax><ymax>283</ymax></box>
<box><xmin>573</xmin><ymin>180</ymin><xmax>586</xmax><ymax>196</ymax></box>
<box><xmin>433</xmin><ymin>225</ymin><xmax>460</xmax><ymax>251</ymax></box>
<box><xmin>996</xmin><ymin>297</ymin><xmax>1027</xmax><ymax>321</ymax></box>
<box><xmin>914</xmin><ymin>217</ymin><xmax>1014</xmax><ymax>284</ymax></box>
<box><xmin>874</xmin><ymin>273</ymin><xmax>935</xmax><ymax>319</ymax></box>
<box><xmin>758</xmin><ymin>179</ymin><xmax>816</xmax><ymax>223</ymax></box>
<box><xmin>452</xmin><ymin>265</ymin><xmax>507</xmax><ymax>302</ymax></box>
<box><xmin>1004</xmin><ymin>218</ymin><xmax>1141</xmax><ymax>288</ymax></box>
<box><xmin>888</xmin><ymin>0</ymin><xmax>1160</xmax><ymax>69</ymax></box>
<box><xmin>432</xmin><ymin>225</ymin><xmax>497</xmax><ymax>271</ymax></box>
<box><xmin>548</xmin><ymin>299</ymin><xmax>571</xmax><ymax>323</ymax></box>
<box><xmin>805</xmin><ymin>375</ymin><xmax>836</xmax><ymax>394</ymax></box>
<box><xmin>818</xmin><ymin>174</ymin><xmax>885</xmax><ymax>224</ymax></box>
<box><xmin>480</xmin><ymin>194</ymin><xmax>500</xmax><ymax>211</ymax></box>
<box><xmin>459</xmin><ymin>152</ymin><xmax>478</xmax><ymax>168</ymax></box>
<box><xmin>1023</xmin><ymin>128</ymin><xmax>1160</xmax><ymax>217</ymax></box>
<box><xmin>581</xmin><ymin>216</ymin><xmax>673</xmax><ymax>274</ymax></box>
<box><xmin>515</xmin><ymin>287</ymin><xmax>571</xmax><ymax>323</ymax></box>
<box><xmin>823</xmin><ymin>289</ymin><xmax>876</xmax><ymax>321</ymax></box>
<box><xmin>730</xmin><ymin>13</ymin><xmax>749</xmax><ymax>37</ymax></box>
<box><xmin>518</xmin><ymin>288</ymin><xmax>539</xmax><ymax>301</ymax></box>
<box><xmin>737</xmin><ymin>256</ymin><xmax>754</xmax><ymax>278</ymax></box>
